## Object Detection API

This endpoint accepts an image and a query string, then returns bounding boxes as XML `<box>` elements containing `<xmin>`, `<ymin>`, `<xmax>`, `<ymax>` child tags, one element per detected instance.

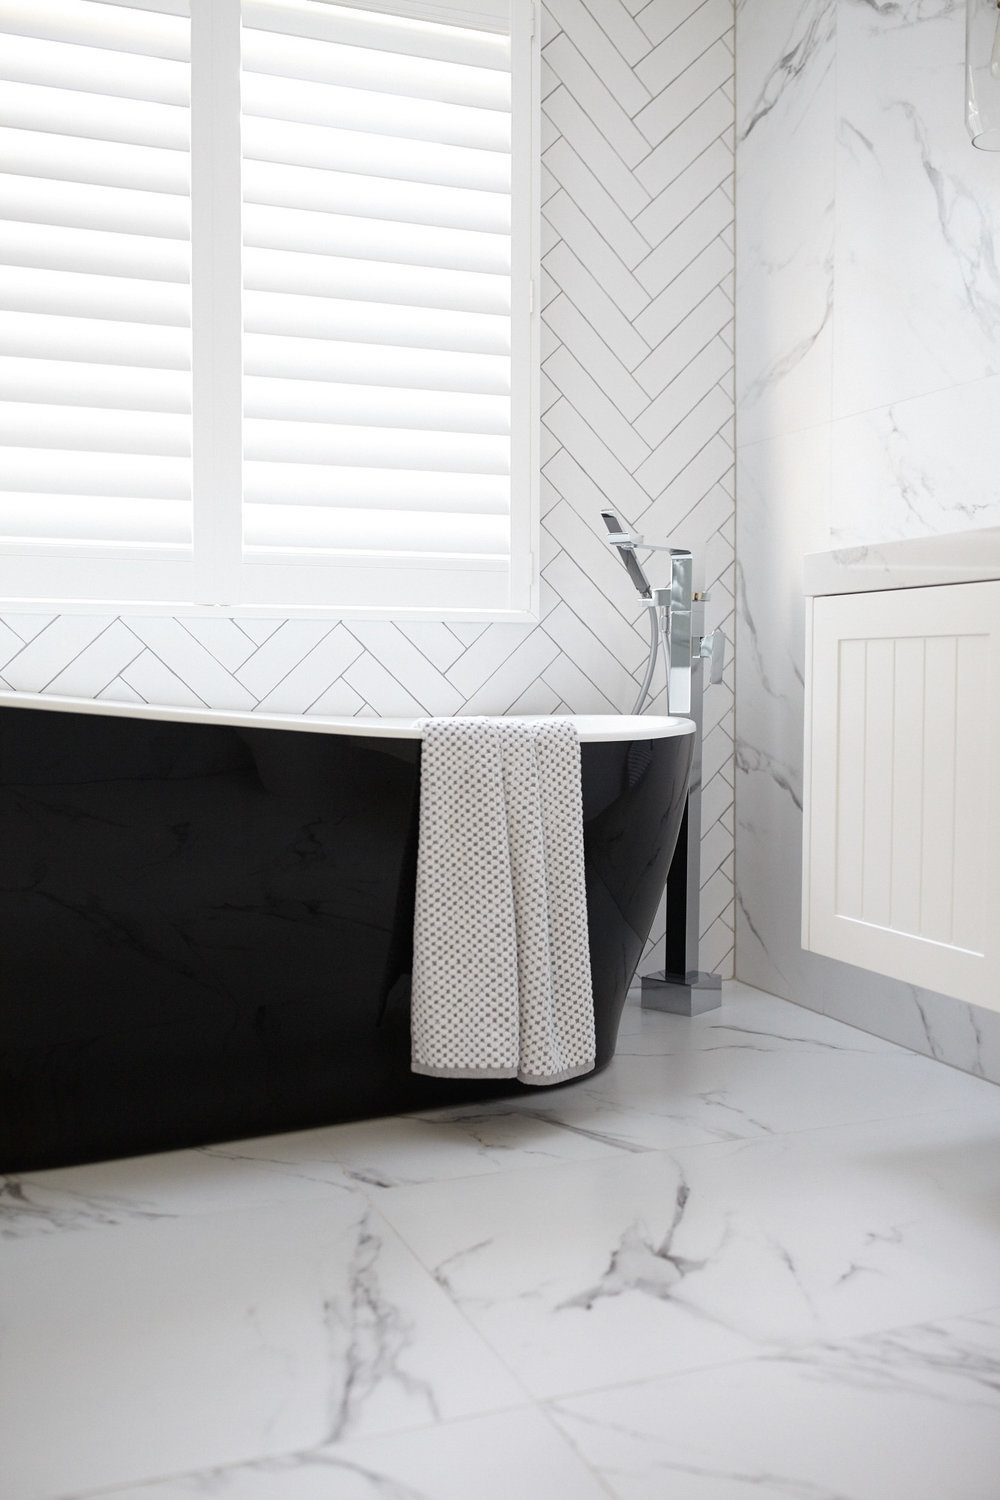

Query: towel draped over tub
<box><xmin>410</xmin><ymin>716</ymin><xmax>596</xmax><ymax>1085</ymax></box>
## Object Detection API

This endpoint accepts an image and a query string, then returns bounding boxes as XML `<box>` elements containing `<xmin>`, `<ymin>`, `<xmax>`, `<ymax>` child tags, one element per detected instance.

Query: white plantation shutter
<box><xmin>0</xmin><ymin>0</ymin><xmax>196</xmax><ymax>601</ymax></box>
<box><xmin>239</xmin><ymin>0</ymin><xmax>527</xmax><ymax>611</ymax></box>
<box><xmin>0</xmin><ymin>0</ymin><xmax>536</xmax><ymax>615</ymax></box>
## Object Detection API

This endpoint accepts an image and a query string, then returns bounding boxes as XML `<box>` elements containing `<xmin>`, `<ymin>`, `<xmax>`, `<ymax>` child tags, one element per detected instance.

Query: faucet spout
<box><xmin>600</xmin><ymin>508</ymin><xmax>653</xmax><ymax>598</ymax></box>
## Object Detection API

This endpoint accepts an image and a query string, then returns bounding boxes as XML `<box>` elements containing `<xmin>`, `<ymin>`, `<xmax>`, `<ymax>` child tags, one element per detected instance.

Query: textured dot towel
<box><xmin>411</xmin><ymin>716</ymin><xmax>596</xmax><ymax>1085</ymax></box>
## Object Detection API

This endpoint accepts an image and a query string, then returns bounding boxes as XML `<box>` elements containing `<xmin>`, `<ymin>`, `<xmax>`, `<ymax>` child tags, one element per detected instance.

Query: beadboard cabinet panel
<box><xmin>803</xmin><ymin>580</ymin><xmax>1000</xmax><ymax>1014</ymax></box>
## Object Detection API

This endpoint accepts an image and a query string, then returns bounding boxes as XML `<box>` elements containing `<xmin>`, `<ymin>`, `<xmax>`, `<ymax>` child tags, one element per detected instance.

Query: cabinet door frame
<box><xmin>803</xmin><ymin>579</ymin><xmax>1000</xmax><ymax>1014</ymax></box>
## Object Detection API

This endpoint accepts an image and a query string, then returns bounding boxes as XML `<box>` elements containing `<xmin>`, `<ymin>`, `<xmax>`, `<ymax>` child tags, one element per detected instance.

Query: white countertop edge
<box><xmin>0</xmin><ymin>691</ymin><xmax>695</xmax><ymax>744</ymax></box>
<box><xmin>804</xmin><ymin>528</ymin><xmax>1000</xmax><ymax>596</ymax></box>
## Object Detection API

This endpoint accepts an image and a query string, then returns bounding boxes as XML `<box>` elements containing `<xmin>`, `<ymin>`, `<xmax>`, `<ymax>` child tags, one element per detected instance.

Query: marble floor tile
<box><xmin>397</xmin><ymin>986</ymin><xmax>956</xmax><ymax>1166</ymax></box>
<box><xmin>1</xmin><ymin>1096</ymin><xmax>631</xmax><ymax>1241</ymax></box>
<box><xmin>75</xmin><ymin>1407</ymin><xmax>610</xmax><ymax>1500</ymax></box>
<box><xmin>374</xmin><ymin>1108</ymin><xmax>1000</xmax><ymax>1399</ymax></box>
<box><xmin>405</xmin><ymin>1085</ymin><xmax>731</xmax><ymax>1158</ymax></box>
<box><xmin>0</xmin><ymin>1130</ymin><xmax>358</xmax><ymax>1241</ymax></box>
<box><xmin>614</xmin><ymin>982</ymin><xmax>904</xmax><ymax>1053</ymax></box>
<box><xmin>0</xmin><ymin>1193</ymin><xmax>524</xmax><ymax>1500</ymax></box>
<box><xmin>490</xmin><ymin>990</ymin><xmax>1000</xmax><ymax>1155</ymax></box>
<box><xmin>549</xmin><ymin>1306</ymin><xmax>1000</xmax><ymax>1500</ymax></box>
<box><xmin>2</xmin><ymin>983</ymin><xmax>998</xmax><ymax>1500</ymax></box>
<box><xmin>307</xmin><ymin>1103</ymin><xmax>627</xmax><ymax>1190</ymax></box>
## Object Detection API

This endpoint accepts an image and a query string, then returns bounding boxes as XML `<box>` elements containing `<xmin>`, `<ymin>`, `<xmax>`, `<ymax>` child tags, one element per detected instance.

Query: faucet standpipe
<box><xmin>600</xmin><ymin>510</ymin><xmax>728</xmax><ymax>1016</ymax></box>
<box><xmin>646</xmin><ymin>549</ymin><xmax>692</xmax><ymax>715</ymax></box>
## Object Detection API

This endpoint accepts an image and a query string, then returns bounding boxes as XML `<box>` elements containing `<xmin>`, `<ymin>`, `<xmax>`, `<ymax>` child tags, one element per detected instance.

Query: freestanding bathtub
<box><xmin>0</xmin><ymin>695</ymin><xmax>694</xmax><ymax>1171</ymax></box>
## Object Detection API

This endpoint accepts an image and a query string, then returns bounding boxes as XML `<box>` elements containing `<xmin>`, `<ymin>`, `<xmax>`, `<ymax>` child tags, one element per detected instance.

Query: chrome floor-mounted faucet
<box><xmin>601</xmin><ymin>508</ymin><xmax>726</xmax><ymax>1015</ymax></box>
<box><xmin>600</xmin><ymin>510</ymin><xmax>723</xmax><ymax>716</ymax></box>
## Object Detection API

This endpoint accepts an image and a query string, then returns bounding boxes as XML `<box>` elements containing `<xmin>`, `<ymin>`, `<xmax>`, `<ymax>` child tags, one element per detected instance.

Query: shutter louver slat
<box><xmin>244</xmin><ymin>503</ymin><xmax>507</xmax><ymax>557</ymax></box>
<box><xmin>0</xmin><ymin>401</ymin><xmax>189</xmax><ymax>455</ymax></box>
<box><xmin>0</xmin><ymin>221</ymin><xmax>188</xmax><ymax>282</ymax></box>
<box><xmin>0</xmin><ymin>79</ymin><xmax>189</xmax><ymax>150</ymax></box>
<box><xmin>2</xmin><ymin>448</ymin><xmax>189</xmax><ymax>498</ymax></box>
<box><xmin>0</xmin><ymin>494</ymin><xmax>190</xmax><ymax>544</ymax></box>
<box><xmin>244</xmin><ymin>160</ymin><xmax>509</xmax><ymax>234</ymax></box>
<box><xmin>0</xmin><ymin>265</ymin><xmax>189</xmax><ymax>325</ymax></box>
<box><xmin>243</xmin><ymin>115</ymin><xmax>509</xmax><ymax>193</ymax></box>
<box><xmin>0</xmin><ymin>356</ymin><xmax>189</xmax><ymax>410</ymax></box>
<box><xmin>0</xmin><ymin>0</ymin><xmax>187</xmax><ymax>59</ymax></box>
<box><xmin>0</xmin><ymin>125</ymin><xmax>188</xmax><ymax>193</ymax></box>
<box><xmin>244</xmin><ymin>376</ymin><xmax>506</xmax><ymax>432</ymax></box>
<box><xmin>243</xmin><ymin>462</ymin><xmax>508</xmax><ymax>512</ymax></box>
<box><xmin>244</xmin><ymin>419</ymin><xmax>507</xmax><ymax>472</ymax></box>
<box><xmin>0</xmin><ymin>310</ymin><xmax>190</xmax><ymax>368</ymax></box>
<box><xmin>242</xmin><ymin>72</ymin><xmax>509</xmax><ymax>151</ymax></box>
<box><xmin>0</xmin><ymin>0</ymin><xmax>193</xmax><ymax>555</ymax></box>
<box><xmin>244</xmin><ymin>247</ymin><xmax>508</xmax><ymax>315</ymax></box>
<box><xmin>0</xmin><ymin>33</ymin><xmax>188</xmax><ymax>105</ymax></box>
<box><xmin>83</xmin><ymin>0</ymin><xmax>189</xmax><ymax>18</ymax></box>
<box><xmin>244</xmin><ymin>291</ymin><xmax>507</xmax><ymax>355</ymax></box>
<box><xmin>0</xmin><ymin>174</ymin><xmax>189</xmax><ymax>238</ymax></box>
<box><xmin>242</xmin><ymin>0</ymin><xmax>513</xmax><ymax>575</ymax></box>
<box><xmin>243</xmin><ymin>202</ymin><xmax>508</xmax><ymax>275</ymax></box>
<box><xmin>243</xmin><ymin>0</ymin><xmax>508</xmax><ymax>71</ymax></box>
<box><xmin>242</xmin><ymin>27</ymin><xmax>510</xmax><ymax>109</ymax></box>
<box><xmin>244</xmin><ymin>332</ymin><xmax>508</xmax><ymax>395</ymax></box>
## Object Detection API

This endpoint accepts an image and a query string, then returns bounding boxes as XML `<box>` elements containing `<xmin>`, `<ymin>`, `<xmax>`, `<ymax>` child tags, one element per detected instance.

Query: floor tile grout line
<box><xmin>534</xmin><ymin>1396</ymin><xmax>622</xmax><ymax>1498</ymax></box>
<box><xmin>533</xmin><ymin>1292</ymin><xmax>1000</xmax><ymax>1412</ymax></box>
<box><xmin>360</xmin><ymin>1200</ymin><xmax>549</xmax><ymax>1419</ymax></box>
<box><xmin>50</xmin><ymin>1400</ymin><xmax>555</xmax><ymax>1500</ymax></box>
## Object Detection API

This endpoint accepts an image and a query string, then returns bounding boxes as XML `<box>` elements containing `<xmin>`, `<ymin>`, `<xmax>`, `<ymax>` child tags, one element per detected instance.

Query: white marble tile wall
<box><xmin>734</xmin><ymin>0</ymin><xmax>1000</xmax><ymax>1080</ymax></box>
<box><xmin>0</xmin><ymin>0</ymin><xmax>737</xmax><ymax>977</ymax></box>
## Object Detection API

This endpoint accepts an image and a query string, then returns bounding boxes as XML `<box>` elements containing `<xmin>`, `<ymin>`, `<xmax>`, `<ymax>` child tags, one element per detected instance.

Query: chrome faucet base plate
<box><xmin>640</xmin><ymin>969</ymin><xmax>722</xmax><ymax>1015</ymax></box>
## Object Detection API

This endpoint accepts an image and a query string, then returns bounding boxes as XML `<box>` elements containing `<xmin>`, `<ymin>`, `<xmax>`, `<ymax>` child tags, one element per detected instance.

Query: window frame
<box><xmin>0</xmin><ymin>0</ymin><xmax>540</xmax><ymax>622</ymax></box>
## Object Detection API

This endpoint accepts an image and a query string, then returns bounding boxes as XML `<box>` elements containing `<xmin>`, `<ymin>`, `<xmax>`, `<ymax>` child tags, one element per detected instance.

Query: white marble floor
<box><xmin>3</xmin><ymin>982</ymin><xmax>1000</xmax><ymax>1500</ymax></box>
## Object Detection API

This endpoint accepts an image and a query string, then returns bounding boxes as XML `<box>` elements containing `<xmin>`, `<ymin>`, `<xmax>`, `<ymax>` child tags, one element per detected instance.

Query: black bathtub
<box><xmin>0</xmin><ymin>696</ymin><xmax>694</xmax><ymax>1171</ymax></box>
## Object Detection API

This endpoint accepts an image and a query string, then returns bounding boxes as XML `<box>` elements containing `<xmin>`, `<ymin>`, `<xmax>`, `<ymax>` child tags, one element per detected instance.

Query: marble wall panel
<box><xmin>829</xmin><ymin>373</ymin><xmax>1000</xmax><ymax>544</ymax></box>
<box><xmin>735</xmin><ymin>0</ymin><xmax>835</xmax><ymax>448</ymax></box>
<box><xmin>834</xmin><ymin>1</ymin><xmax>1000</xmax><ymax>420</ymax></box>
<box><xmin>735</xmin><ymin>0</ymin><xmax>1000</xmax><ymax>1083</ymax></box>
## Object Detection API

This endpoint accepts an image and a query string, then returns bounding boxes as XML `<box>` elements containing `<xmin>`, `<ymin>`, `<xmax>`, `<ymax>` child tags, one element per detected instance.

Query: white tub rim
<box><xmin>0</xmin><ymin>691</ymin><xmax>694</xmax><ymax>743</ymax></box>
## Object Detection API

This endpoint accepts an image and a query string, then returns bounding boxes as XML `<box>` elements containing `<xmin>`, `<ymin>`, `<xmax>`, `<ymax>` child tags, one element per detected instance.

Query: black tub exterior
<box><xmin>0</xmin><ymin>705</ymin><xmax>692</xmax><ymax>1171</ymax></box>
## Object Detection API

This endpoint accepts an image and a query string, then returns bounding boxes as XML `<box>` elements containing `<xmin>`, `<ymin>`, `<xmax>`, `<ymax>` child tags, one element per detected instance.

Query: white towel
<box><xmin>410</xmin><ymin>716</ymin><xmax>595</xmax><ymax>1085</ymax></box>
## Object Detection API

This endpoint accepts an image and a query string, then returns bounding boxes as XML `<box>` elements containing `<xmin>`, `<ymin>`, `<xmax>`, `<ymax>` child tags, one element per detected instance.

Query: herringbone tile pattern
<box><xmin>0</xmin><ymin>1</ymin><xmax>735</xmax><ymax>975</ymax></box>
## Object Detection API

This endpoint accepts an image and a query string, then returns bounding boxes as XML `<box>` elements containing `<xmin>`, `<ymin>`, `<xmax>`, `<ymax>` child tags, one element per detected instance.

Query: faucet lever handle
<box><xmin>700</xmin><ymin>627</ymin><xmax>727</xmax><ymax>686</ymax></box>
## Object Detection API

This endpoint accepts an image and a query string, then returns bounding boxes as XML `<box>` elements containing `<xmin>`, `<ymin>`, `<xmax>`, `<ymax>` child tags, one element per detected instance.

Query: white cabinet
<box><xmin>803</xmin><ymin>580</ymin><xmax>1000</xmax><ymax>1014</ymax></box>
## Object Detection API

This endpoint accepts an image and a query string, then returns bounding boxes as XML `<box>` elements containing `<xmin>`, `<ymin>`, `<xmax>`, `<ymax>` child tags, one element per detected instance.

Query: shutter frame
<box><xmin>0</xmin><ymin>0</ymin><xmax>538</xmax><ymax>620</ymax></box>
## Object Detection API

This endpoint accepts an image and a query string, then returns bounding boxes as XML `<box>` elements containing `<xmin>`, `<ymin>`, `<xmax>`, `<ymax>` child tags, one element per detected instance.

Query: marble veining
<box><xmin>735</xmin><ymin>0</ymin><xmax>835</xmax><ymax>447</ymax></box>
<box><xmin>733</xmin><ymin>558</ymin><xmax>804</xmax><ymax>702</ymax></box>
<box><xmin>550</xmin><ymin>1307</ymin><xmax>1000</xmax><ymax>1500</ymax></box>
<box><xmin>320</xmin><ymin>1209</ymin><xmax>439</xmax><ymax>1445</ymax></box>
<box><xmin>558</xmin><ymin>1178</ymin><xmax>706</xmax><ymax>1313</ymax></box>
<box><xmin>829</xmin><ymin>377</ymin><xmax>1000</xmax><ymax>545</ymax></box>
<box><xmin>833</xmin><ymin>1</ymin><xmax>1000</xmax><ymax>417</ymax></box>
<box><xmin>735</xmin><ymin>0</ymin><xmax>1000</xmax><ymax>1088</ymax></box>
<box><xmin>2</xmin><ymin>984</ymin><xmax>999</xmax><ymax>1498</ymax></box>
<box><xmin>739</xmin><ymin>0</ymin><xmax>835</xmax><ymax>144</ymax></box>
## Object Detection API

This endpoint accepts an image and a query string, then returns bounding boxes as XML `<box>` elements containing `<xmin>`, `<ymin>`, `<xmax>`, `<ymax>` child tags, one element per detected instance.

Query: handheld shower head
<box><xmin>600</xmin><ymin>509</ymin><xmax>652</xmax><ymax>598</ymax></box>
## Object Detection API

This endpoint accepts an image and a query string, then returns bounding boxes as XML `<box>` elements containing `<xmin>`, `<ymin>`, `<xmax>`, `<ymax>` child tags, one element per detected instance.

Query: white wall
<box><xmin>0</xmin><ymin>0</ymin><xmax>737</xmax><ymax>975</ymax></box>
<box><xmin>735</xmin><ymin>0</ymin><xmax>1000</xmax><ymax>1081</ymax></box>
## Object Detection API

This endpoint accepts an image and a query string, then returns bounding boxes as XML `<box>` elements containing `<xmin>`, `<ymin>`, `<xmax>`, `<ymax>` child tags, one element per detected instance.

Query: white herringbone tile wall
<box><xmin>0</xmin><ymin>0</ymin><xmax>735</xmax><ymax>975</ymax></box>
